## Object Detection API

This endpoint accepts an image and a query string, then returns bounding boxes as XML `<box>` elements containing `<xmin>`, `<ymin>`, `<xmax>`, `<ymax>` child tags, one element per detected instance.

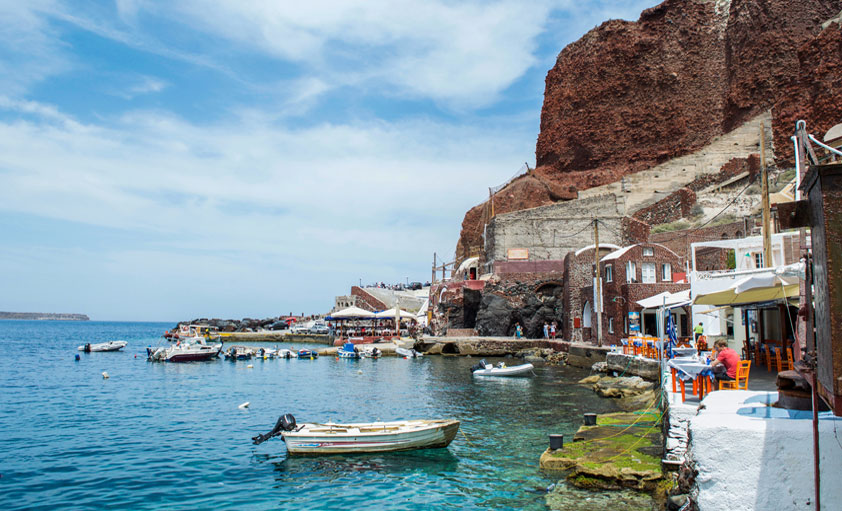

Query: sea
<box><xmin>0</xmin><ymin>320</ymin><xmax>623</xmax><ymax>510</ymax></box>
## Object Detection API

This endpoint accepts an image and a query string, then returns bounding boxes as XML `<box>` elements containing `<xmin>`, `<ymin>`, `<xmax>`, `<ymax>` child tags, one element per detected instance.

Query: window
<box><xmin>605</xmin><ymin>264</ymin><xmax>613</xmax><ymax>282</ymax></box>
<box><xmin>643</xmin><ymin>247</ymin><xmax>654</xmax><ymax>256</ymax></box>
<box><xmin>626</xmin><ymin>261</ymin><xmax>636</xmax><ymax>283</ymax></box>
<box><xmin>608</xmin><ymin>317</ymin><xmax>614</xmax><ymax>334</ymax></box>
<box><xmin>753</xmin><ymin>252</ymin><xmax>764</xmax><ymax>268</ymax></box>
<box><xmin>624</xmin><ymin>314</ymin><xmax>628</xmax><ymax>333</ymax></box>
<box><xmin>641</xmin><ymin>263</ymin><xmax>656</xmax><ymax>283</ymax></box>
<box><xmin>661</xmin><ymin>263</ymin><xmax>672</xmax><ymax>282</ymax></box>
<box><xmin>583</xmin><ymin>301</ymin><xmax>592</xmax><ymax>328</ymax></box>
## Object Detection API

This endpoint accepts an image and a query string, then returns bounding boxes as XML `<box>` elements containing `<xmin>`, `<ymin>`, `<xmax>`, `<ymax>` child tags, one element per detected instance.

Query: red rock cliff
<box><xmin>455</xmin><ymin>0</ymin><xmax>842</xmax><ymax>262</ymax></box>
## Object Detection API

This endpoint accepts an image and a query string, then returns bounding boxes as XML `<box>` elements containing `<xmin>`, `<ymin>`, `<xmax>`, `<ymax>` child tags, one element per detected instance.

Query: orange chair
<box><xmin>765</xmin><ymin>345</ymin><xmax>780</xmax><ymax>372</ymax></box>
<box><xmin>777</xmin><ymin>347</ymin><xmax>794</xmax><ymax>371</ymax></box>
<box><xmin>719</xmin><ymin>360</ymin><xmax>752</xmax><ymax>390</ymax></box>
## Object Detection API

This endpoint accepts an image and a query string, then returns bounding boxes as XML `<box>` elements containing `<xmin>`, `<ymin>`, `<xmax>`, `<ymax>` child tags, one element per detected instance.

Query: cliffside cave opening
<box><xmin>441</xmin><ymin>343</ymin><xmax>460</xmax><ymax>355</ymax></box>
<box><xmin>463</xmin><ymin>288</ymin><xmax>481</xmax><ymax>329</ymax></box>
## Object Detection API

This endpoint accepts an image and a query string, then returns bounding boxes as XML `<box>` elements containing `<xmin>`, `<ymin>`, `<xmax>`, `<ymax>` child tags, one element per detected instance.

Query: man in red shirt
<box><xmin>710</xmin><ymin>338</ymin><xmax>740</xmax><ymax>384</ymax></box>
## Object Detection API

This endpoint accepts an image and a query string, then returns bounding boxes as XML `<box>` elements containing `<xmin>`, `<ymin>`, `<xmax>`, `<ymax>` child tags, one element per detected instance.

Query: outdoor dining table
<box><xmin>668</xmin><ymin>357</ymin><xmax>714</xmax><ymax>400</ymax></box>
<box><xmin>672</xmin><ymin>347</ymin><xmax>698</xmax><ymax>358</ymax></box>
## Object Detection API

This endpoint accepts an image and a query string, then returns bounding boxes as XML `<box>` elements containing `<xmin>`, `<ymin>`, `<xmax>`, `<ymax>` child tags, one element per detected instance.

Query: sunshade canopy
<box><xmin>374</xmin><ymin>308</ymin><xmax>415</xmax><ymax>319</ymax></box>
<box><xmin>637</xmin><ymin>289</ymin><xmax>691</xmax><ymax>309</ymax></box>
<box><xmin>328</xmin><ymin>306</ymin><xmax>376</xmax><ymax>319</ymax></box>
<box><xmin>693</xmin><ymin>273</ymin><xmax>800</xmax><ymax>306</ymax></box>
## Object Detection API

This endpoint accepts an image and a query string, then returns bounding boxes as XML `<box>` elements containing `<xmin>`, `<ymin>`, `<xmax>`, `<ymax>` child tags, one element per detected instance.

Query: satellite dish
<box><xmin>823</xmin><ymin>122</ymin><xmax>842</xmax><ymax>143</ymax></box>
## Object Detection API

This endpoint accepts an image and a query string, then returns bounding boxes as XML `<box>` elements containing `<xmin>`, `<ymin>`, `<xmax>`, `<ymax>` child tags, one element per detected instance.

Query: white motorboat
<box><xmin>471</xmin><ymin>360</ymin><xmax>534</xmax><ymax>377</ymax></box>
<box><xmin>277</xmin><ymin>349</ymin><xmax>298</xmax><ymax>359</ymax></box>
<box><xmin>78</xmin><ymin>341</ymin><xmax>128</xmax><ymax>352</ymax></box>
<box><xmin>252</xmin><ymin>414</ymin><xmax>460</xmax><ymax>455</ymax></box>
<box><xmin>395</xmin><ymin>347</ymin><xmax>423</xmax><ymax>358</ymax></box>
<box><xmin>147</xmin><ymin>337</ymin><xmax>222</xmax><ymax>362</ymax></box>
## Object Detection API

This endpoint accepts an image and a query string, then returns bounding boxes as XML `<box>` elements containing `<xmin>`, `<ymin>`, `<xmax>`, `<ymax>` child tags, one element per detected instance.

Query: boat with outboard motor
<box><xmin>471</xmin><ymin>359</ymin><xmax>534</xmax><ymax>377</ymax></box>
<box><xmin>298</xmin><ymin>348</ymin><xmax>318</xmax><ymax>359</ymax></box>
<box><xmin>78</xmin><ymin>341</ymin><xmax>128</xmax><ymax>352</ymax></box>
<box><xmin>224</xmin><ymin>345</ymin><xmax>255</xmax><ymax>360</ymax></box>
<box><xmin>361</xmin><ymin>346</ymin><xmax>382</xmax><ymax>359</ymax></box>
<box><xmin>252</xmin><ymin>414</ymin><xmax>460</xmax><ymax>455</ymax></box>
<box><xmin>277</xmin><ymin>349</ymin><xmax>298</xmax><ymax>359</ymax></box>
<box><xmin>147</xmin><ymin>337</ymin><xmax>223</xmax><ymax>362</ymax></box>
<box><xmin>337</xmin><ymin>342</ymin><xmax>361</xmax><ymax>359</ymax></box>
<box><xmin>395</xmin><ymin>347</ymin><xmax>423</xmax><ymax>358</ymax></box>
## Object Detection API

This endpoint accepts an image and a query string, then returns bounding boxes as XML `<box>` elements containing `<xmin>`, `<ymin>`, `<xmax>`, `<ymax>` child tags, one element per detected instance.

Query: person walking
<box><xmin>550</xmin><ymin>321</ymin><xmax>557</xmax><ymax>339</ymax></box>
<box><xmin>694</xmin><ymin>322</ymin><xmax>704</xmax><ymax>344</ymax></box>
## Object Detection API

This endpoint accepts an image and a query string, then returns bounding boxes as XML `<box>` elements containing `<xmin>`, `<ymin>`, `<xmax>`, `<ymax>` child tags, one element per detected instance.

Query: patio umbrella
<box><xmin>693</xmin><ymin>273</ymin><xmax>799</xmax><ymax>306</ymax></box>
<box><xmin>328</xmin><ymin>306</ymin><xmax>376</xmax><ymax>319</ymax></box>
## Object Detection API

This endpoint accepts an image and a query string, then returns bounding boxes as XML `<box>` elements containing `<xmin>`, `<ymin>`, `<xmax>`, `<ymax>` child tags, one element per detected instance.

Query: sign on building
<box><xmin>628</xmin><ymin>311</ymin><xmax>641</xmax><ymax>334</ymax></box>
<box><xmin>507</xmin><ymin>248</ymin><xmax>529</xmax><ymax>260</ymax></box>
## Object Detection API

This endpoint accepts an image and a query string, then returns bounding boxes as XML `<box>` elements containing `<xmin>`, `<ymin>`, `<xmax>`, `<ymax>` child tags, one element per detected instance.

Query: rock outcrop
<box><xmin>456</xmin><ymin>0</ymin><xmax>842</xmax><ymax>260</ymax></box>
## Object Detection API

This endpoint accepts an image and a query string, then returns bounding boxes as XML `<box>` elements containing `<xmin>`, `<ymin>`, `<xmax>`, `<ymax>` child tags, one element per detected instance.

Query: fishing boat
<box><xmin>395</xmin><ymin>347</ymin><xmax>423</xmax><ymax>358</ymax></box>
<box><xmin>252</xmin><ymin>414</ymin><xmax>460</xmax><ymax>455</ymax></box>
<box><xmin>298</xmin><ymin>348</ymin><xmax>319</xmax><ymax>359</ymax></box>
<box><xmin>78</xmin><ymin>341</ymin><xmax>128</xmax><ymax>352</ymax></box>
<box><xmin>471</xmin><ymin>360</ymin><xmax>534</xmax><ymax>377</ymax></box>
<box><xmin>337</xmin><ymin>342</ymin><xmax>361</xmax><ymax>359</ymax></box>
<box><xmin>147</xmin><ymin>337</ymin><xmax>223</xmax><ymax>362</ymax></box>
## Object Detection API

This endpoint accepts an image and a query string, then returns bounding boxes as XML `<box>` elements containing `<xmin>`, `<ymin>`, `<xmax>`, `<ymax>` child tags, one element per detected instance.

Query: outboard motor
<box><xmin>252</xmin><ymin>413</ymin><xmax>298</xmax><ymax>445</ymax></box>
<box><xmin>471</xmin><ymin>359</ymin><xmax>488</xmax><ymax>373</ymax></box>
<box><xmin>84</xmin><ymin>343</ymin><xmax>92</xmax><ymax>353</ymax></box>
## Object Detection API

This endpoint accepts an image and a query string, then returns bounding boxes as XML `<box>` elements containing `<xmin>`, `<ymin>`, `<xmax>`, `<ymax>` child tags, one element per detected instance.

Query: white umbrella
<box><xmin>374</xmin><ymin>308</ymin><xmax>415</xmax><ymax>319</ymax></box>
<box><xmin>329</xmin><ymin>306</ymin><xmax>376</xmax><ymax>319</ymax></box>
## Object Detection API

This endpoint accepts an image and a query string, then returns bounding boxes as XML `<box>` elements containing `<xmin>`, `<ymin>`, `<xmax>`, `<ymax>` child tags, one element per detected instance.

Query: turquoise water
<box><xmin>0</xmin><ymin>321</ymin><xmax>622</xmax><ymax>510</ymax></box>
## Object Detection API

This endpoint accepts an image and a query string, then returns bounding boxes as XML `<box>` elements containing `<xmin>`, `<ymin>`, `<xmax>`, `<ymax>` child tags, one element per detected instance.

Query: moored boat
<box><xmin>337</xmin><ymin>342</ymin><xmax>361</xmax><ymax>359</ymax></box>
<box><xmin>277</xmin><ymin>349</ymin><xmax>298</xmax><ymax>359</ymax></box>
<box><xmin>147</xmin><ymin>338</ymin><xmax>223</xmax><ymax>362</ymax></box>
<box><xmin>78</xmin><ymin>341</ymin><xmax>128</xmax><ymax>352</ymax></box>
<box><xmin>298</xmin><ymin>349</ymin><xmax>318</xmax><ymax>359</ymax></box>
<box><xmin>395</xmin><ymin>347</ymin><xmax>423</xmax><ymax>358</ymax></box>
<box><xmin>471</xmin><ymin>360</ymin><xmax>534</xmax><ymax>377</ymax></box>
<box><xmin>224</xmin><ymin>345</ymin><xmax>255</xmax><ymax>360</ymax></box>
<box><xmin>252</xmin><ymin>414</ymin><xmax>460</xmax><ymax>455</ymax></box>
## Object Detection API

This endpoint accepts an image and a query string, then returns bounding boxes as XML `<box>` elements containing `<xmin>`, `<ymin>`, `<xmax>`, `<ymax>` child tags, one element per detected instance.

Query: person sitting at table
<box><xmin>710</xmin><ymin>339</ymin><xmax>739</xmax><ymax>385</ymax></box>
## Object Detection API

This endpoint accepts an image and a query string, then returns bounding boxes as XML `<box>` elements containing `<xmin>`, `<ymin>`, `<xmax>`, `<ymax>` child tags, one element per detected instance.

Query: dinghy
<box><xmin>252</xmin><ymin>414</ymin><xmax>460</xmax><ymax>455</ymax></box>
<box><xmin>395</xmin><ymin>347</ymin><xmax>423</xmax><ymax>358</ymax></box>
<box><xmin>277</xmin><ymin>349</ymin><xmax>298</xmax><ymax>359</ymax></box>
<box><xmin>298</xmin><ymin>349</ymin><xmax>318</xmax><ymax>359</ymax></box>
<box><xmin>78</xmin><ymin>341</ymin><xmax>128</xmax><ymax>352</ymax></box>
<box><xmin>471</xmin><ymin>360</ymin><xmax>534</xmax><ymax>377</ymax></box>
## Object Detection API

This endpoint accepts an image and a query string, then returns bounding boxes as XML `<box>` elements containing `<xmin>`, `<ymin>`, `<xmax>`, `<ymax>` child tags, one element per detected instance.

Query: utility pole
<box><xmin>432</xmin><ymin>252</ymin><xmax>437</xmax><ymax>285</ymax></box>
<box><xmin>594</xmin><ymin>219</ymin><xmax>603</xmax><ymax>346</ymax></box>
<box><xmin>489</xmin><ymin>188</ymin><xmax>495</xmax><ymax>218</ymax></box>
<box><xmin>760</xmin><ymin>124</ymin><xmax>773</xmax><ymax>268</ymax></box>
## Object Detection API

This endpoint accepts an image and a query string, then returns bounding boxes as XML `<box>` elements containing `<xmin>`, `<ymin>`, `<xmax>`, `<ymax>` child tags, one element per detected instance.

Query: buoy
<box><xmin>357</xmin><ymin>370</ymin><xmax>363</xmax><ymax>374</ymax></box>
<box><xmin>102</xmin><ymin>371</ymin><xmax>109</xmax><ymax>379</ymax></box>
<box><xmin>238</xmin><ymin>402</ymin><xmax>250</xmax><ymax>409</ymax></box>
<box><xmin>247</xmin><ymin>364</ymin><xmax>254</xmax><ymax>369</ymax></box>
<box><xmin>75</xmin><ymin>354</ymin><xmax>80</xmax><ymax>361</ymax></box>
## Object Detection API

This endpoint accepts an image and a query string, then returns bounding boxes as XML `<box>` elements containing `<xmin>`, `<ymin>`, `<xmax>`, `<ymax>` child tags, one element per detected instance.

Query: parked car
<box><xmin>408</xmin><ymin>282</ymin><xmax>423</xmax><ymax>290</ymax></box>
<box><xmin>309</xmin><ymin>325</ymin><xmax>330</xmax><ymax>335</ymax></box>
<box><xmin>290</xmin><ymin>323</ymin><xmax>310</xmax><ymax>334</ymax></box>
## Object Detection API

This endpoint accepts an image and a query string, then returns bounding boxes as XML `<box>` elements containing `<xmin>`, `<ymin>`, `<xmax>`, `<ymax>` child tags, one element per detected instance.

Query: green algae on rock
<box><xmin>539</xmin><ymin>412</ymin><xmax>663</xmax><ymax>492</ymax></box>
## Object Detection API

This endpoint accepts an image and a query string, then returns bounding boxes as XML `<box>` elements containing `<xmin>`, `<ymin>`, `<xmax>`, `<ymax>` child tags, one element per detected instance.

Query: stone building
<box><xmin>571</xmin><ymin>243</ymin><xmax>689</xmax><ymax>345</ymax></box>
<box><xmin>562</xmin><ymin>244</ymin><xmax>620</xmax><ymax>343</ymax></box>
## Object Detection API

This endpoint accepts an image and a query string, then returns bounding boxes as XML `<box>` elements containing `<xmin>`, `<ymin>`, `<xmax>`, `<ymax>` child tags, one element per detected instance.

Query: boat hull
<box><xmin>282</xmin><ymin>419</ymin><xmax>460</xmax><ymax>455</ymax></box>
<box><xmin>78</xmin><ymin>341</ymin><xmax>128</xmax><ymax>352</ymax></box>
<box><xmin>472</xmin><ymin>363</ymin><xmax>534</xmax><ymax>377</ymax></box>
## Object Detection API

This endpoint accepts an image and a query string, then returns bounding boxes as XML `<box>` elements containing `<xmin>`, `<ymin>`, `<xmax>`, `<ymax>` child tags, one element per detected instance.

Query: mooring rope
<box><xmin>459</xmin><ymin>427</ymin><xmax>475</xmax><ymax>447</ymax></box>
<box><xmin>569</xmin><ymin>392</ymin><xmax>662</xmax><ymax>446</ymax></box>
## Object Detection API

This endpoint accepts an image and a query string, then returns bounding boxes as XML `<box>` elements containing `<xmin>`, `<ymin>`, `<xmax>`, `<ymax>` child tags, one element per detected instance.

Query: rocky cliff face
<box><xmin>455</xmin><ymin>0</ymin><xmax>842</xmax><ymax>261</ymax></box>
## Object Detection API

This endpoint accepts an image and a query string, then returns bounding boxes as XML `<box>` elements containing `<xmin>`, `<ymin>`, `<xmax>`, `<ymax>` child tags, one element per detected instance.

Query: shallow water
<box><xmin>0</xmin><ymin>321</ymin><xmax>622</xmax><ymax>510</ymax></box>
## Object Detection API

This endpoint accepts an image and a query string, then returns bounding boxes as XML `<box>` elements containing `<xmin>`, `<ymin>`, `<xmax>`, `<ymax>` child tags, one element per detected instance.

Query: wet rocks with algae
<box><xmin>545</xmin><ymin>483</ymin><xmax>657</xmax><ymax>511</ymax></box>
<box><xmin>579</xmin><ymin>375</ymin><xmax>658</xmax><ymax>412</ymax></box>
<box><xmin>539</xmin><ymin>412</ymin><xmax>664</xmax><ymax>492</ymax></box>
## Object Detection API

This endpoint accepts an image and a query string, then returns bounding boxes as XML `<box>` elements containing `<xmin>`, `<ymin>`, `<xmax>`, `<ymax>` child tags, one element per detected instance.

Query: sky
<box><xmin>0</xmin><ymin>0</ymin><xmax>654</xmax><ymax>321</ymax></box>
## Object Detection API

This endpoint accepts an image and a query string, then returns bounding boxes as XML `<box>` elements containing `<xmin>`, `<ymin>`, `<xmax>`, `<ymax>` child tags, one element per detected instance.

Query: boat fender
<box><xmin>75</xmin><ymin>354</ymin><xmax>80</xmax><ymax>361</ymax></box>
<box><xmin>247</xmin><ymin>364</ymin><xmax>253</xmax><ymax>369</ymax></box>
<box><xmin>102</xmin><ymin>371</ymin><xmax>109</xmax><ymax>379</ymax></box>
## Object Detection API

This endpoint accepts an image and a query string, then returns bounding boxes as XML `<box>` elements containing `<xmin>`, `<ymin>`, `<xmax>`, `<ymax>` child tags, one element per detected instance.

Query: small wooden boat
<box><xmin>252</xmin><ymin>414</ymin><xmax>460</xmax><ymax>455</ymax></box>
<box><xmin>78</xmin><ymin>341</ymin><xmax>128</xmax><ymax>352</ymax></box>
<box><xmin>471</xmin><ymin>360</ymin><xmax>534</xmax><ymax>377</ymax></box>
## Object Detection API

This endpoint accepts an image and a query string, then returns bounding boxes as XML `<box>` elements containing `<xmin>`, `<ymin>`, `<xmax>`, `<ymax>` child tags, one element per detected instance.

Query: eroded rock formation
<box><xmin>455</xmin><ymin>0</ymin><xmax>842</xmax><ymax>260</ymax></box>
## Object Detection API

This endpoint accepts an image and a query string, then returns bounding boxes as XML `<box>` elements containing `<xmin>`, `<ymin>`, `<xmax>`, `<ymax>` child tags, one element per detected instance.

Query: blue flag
<box><xmin>666</xmin><ymin>313</ymin><xmax>677</xmax><ymax>358</ymax></box>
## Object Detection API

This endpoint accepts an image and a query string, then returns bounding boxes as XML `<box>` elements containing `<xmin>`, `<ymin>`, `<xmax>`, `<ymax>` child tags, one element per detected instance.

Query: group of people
<box><xmin>512</xmin><ymin>321</ymin><xmax>558</xmax><ymax>339</ymax></box>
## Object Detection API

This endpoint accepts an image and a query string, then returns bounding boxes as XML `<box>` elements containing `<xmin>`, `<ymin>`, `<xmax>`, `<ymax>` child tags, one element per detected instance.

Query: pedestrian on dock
<box><xmin>543</xmin><ymin>322</ymin><xmax>549</xmax><ymax>339</ymax></box>
<box><xmin>550</xmin><ymin>322</ymin><xmax>557</xmax><ymax>339</ymax></box>
<box><xmin>515</xmin><ymin>323</ymin><xmax>523</xmax><ymax>339</ymax></box>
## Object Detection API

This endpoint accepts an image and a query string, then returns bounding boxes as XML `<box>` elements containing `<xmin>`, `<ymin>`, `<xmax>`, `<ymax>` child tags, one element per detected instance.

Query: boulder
<box><xmin>605</xmin><ymin>352</ymin><xmax>661</xmax><ymax>381</ymax></box>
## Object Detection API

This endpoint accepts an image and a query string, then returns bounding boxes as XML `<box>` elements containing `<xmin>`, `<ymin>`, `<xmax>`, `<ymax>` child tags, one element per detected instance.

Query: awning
<box><xmin>637</xmin><ymin>289</ymin><xmax>691</xmax><ymax>309</ymax></box>
<box><xmin>327</xmin><ymin>306</ymin><xmax>376</xmax><ymax>319</ymax></box>
<box><xmin>693</xmin><ymin>272</ymin><xmax>800</xmax><ymax>306</ymax></box>
<box><xmin>374</xmin><ymin>308</ymin><xmax>415</xmax><ymax>319</ymax></box>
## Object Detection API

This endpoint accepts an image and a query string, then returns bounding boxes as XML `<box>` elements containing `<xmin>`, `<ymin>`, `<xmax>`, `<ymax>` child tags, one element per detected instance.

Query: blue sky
<box><xmin>0</xmin><ymin>0</ymin><xmax>654</xmax><ymax>321</ymax></box>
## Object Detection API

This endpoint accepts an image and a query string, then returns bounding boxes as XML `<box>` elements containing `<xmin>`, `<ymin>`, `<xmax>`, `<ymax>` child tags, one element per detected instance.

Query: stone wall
<box><xmin>350</xmin><ymin>286</ymin><xmax>388</xmax><ymax>312</ymax></box>
<box><xmin>484</xmin><ymin>194</ymin><xmax>626</xmax><ymax>264</ymax></box>
<box><xmin>633</xmin><ymin>187</ymin><xmax>697</xmax><ymax>225</ymax></box>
